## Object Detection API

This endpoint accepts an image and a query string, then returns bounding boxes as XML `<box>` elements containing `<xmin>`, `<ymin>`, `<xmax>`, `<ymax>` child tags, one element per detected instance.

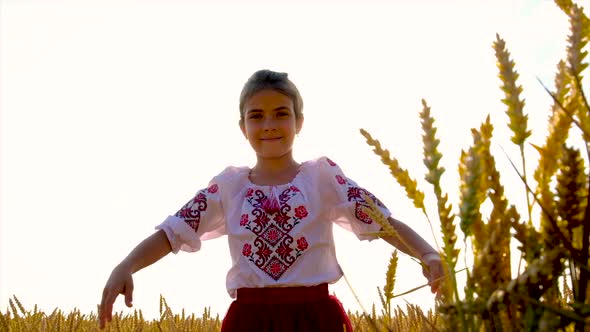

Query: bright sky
<box><xmin>1</xmin><ymin>0</ymin><xmax>573</xmax><ymax>321</ymax></box>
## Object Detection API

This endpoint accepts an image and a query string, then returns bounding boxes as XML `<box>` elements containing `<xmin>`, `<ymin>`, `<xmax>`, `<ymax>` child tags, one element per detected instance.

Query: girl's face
<box><xmin>240</xmin><ymin>89</ymin><xmax>303</xmax><ymax>160</ymax></box>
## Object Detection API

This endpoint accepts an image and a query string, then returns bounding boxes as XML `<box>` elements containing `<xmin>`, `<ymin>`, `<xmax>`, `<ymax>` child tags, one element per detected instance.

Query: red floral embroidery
<box><xmin>273</xmin><ymin>212</ymin><xmax>290</xmax><ymax>228</ymax></box>
<box><xmin>326</xmin><ymin>158</ymin><xmax>337</xmax><ymax>166</ymax></box>
<box><xmin>252</xmin><ymin>212</ymin><xmax>271</xmax><ymax>230</ymax></box>
<box><xmin>255</xmin><ymin>242</ymin><xmax>273</xmax><ymax>260</ymax></box>
<box><xmin>336</xmin><ymin>175</ymin><xmax>346</xmax><ymax>185</ymax></box>
<box><xmin>348</xmin><ymin>187</ymin><xmax>387</xmax><ymax>224</ymax></box>
<box><xmin>276</xmin><ymin>241</ymin><xmax>294</xmax><ymax>260</ymax></box>
<box><xmin>269</xmin><ymin>262</ymin><xmax>282</xmax><ymax>275</ymax></box>
<box><xmin>242</xmin><ymin>243</ymin><xmax>252</xmax><ymax>256</ymax></box>
<box><xmin>240</xmin><ymin>214</ymin><xmax>249</xmax><ymax>226</ymax></box>
<box><xmin>264</xmin><ymin>257</ymin><xmax>288</xmax><ymax>279</ymax></box>
<box><xmin>207</xmin><ymin>184</ymin><xmax>218</xmax><ymax>193</ymax></box>
<box><xmin>262</xmin><ymin>226</ymin><xmax>282</xmax><ymax>245</ymax></box>
<box><xmin>246</xmin><ymin>188</ymin><xmax>254</xmax><ymax>197</ymax></box>
<box><xmin>175</xmin><ymin>192</ymin><xmax>208</xmax><ymax>231</ymax></box>
<box><xmin>242</xmin><ymin>187</ymin><xmax>309</xmax><ymax>280</ymax></box>
<box><xmin>294</xmin><ymin>206</ymin><xmax>308</xmax><ymax>219</ymax></box>
<box><xmin>297</xmin><ymin>237</ymin><xmax>308</xmax><ymax>251</ymax></box>
<box><xmin>348</xmin><ymin>187</ymin><xmax>362</xmax><ymax>199</ymax></box>
<box><xmin>356</xmin><ymin>209</ymin><xmax>371</xmax><ymax>224</ymax></box>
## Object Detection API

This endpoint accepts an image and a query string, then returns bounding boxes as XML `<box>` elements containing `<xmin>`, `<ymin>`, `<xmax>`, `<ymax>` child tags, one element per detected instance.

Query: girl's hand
<box><xmin>99</xmin><ymin>264</ymin><xmax>134</xmax><ymax>329</ymax></box>
<box><xmin>421</xmin><ymin>253</ymin><xmax>444</xmax><ymax>294</ymax></box>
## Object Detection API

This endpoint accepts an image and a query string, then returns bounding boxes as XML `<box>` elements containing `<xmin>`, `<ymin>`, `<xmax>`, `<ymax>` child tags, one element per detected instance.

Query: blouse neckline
<box><xmin>246</xmin><ymin>161</ymin><xmax>309</xmax><ymax>187</ymax></box>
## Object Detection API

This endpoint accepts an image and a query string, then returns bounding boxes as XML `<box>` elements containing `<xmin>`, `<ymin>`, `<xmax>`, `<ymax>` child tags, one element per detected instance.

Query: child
<box><xmin>98</xmin><ymin>69</ymin><xmax>443</xmax><ymax>331</ymax></box>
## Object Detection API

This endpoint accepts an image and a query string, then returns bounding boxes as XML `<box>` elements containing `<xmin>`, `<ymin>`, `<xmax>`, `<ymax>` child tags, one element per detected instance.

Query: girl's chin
<box><xmin>255</xmin><ymin>149</ymin><xmax>293</xmax><ymax>159</ymax></box>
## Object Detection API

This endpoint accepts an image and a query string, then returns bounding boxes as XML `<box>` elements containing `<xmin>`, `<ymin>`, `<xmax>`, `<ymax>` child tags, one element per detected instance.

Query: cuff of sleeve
<box><xmin>421</xmin><ymin>252</ymin><xmax>441</xmax><ymax>262</ymax></box>
<box><xmin>155</xmin><ymin>215</ymin><xmax>202</xmax><ymax>254</ymax></box>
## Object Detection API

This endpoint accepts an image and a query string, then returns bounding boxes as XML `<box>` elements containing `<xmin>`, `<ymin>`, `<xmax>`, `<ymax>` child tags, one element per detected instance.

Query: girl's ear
<box><xmin>239</xmin><ymin>120</ymin><xmax>247</xmax><ymax>139</ymax></box>
<box><xmin>296</xmin><ymin>116</ymin><xmax>304</xmax><ymax>134</ymax></box>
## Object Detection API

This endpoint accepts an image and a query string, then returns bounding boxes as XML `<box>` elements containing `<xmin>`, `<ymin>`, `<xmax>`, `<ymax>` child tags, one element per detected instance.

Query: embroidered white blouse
<box><xmin>156</xmin><ymin>156</ymin><xmax>391</xmax><ymax>298</ymax></box>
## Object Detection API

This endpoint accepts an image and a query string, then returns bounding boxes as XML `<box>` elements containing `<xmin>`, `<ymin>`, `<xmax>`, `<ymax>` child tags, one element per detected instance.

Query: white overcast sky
<box><xmin>0</xmin><ymin>0</ymin><xmax>577</xmax><ymax>321</ymax></box>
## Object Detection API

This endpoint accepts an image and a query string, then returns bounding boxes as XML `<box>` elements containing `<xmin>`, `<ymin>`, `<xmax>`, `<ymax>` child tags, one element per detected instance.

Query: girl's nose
<box><xmin>262</xmin><ymin>118</ymin><xmax>277</xmax><ymax>131</ymax></box>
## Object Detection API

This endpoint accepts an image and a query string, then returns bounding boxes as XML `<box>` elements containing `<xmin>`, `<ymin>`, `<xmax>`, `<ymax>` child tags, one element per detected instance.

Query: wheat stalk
<box><xmin>493</xmin><ymin>34</ymin><xmax>531</xmax><ymax>147</ymax></box>
<box><xmin>419</xmin><ymin>99</ymin><xmax>463</xmax><ymax>313</ymax></box>
<box><xmin>556</xmin><ymin>145</ymin><xmax>587</xmax><ymax>245</ymax></box>
<box><xmin>457</xmin><ymin>137</ymin><xmax>484</xmax><ymax>243</ymax></box>
<box><xmin>534</xmin><ymin>61</ymin><xmax>573</xmax><ymax>245</ymax></box>
<box><xmin>477</xmin><ymin>117</ymin><xmax>514</xmax><ymax>286</ymax></box>
<box><xmin>494</xmin><ymin>33</ymin><xmax>537</xmax><ymax>234</ymax></box>
<box><xmin>420</xmin><ymin>99</ymin><xmax>457</xmax><ymax>267</ymax></box>
<box><xmin>494</xmin><ymin>35</ymin><xmax>535</xmax><ymax>232</ymax></box>
<box><xmin>360</xmin><ymin>129</ymin><xmax>426</xmax><ymax>214</ymax></box>
<box><xmin>565</xmin><ymin>4</ymin><xmax>590</xmax><ymax>154</ymax></box>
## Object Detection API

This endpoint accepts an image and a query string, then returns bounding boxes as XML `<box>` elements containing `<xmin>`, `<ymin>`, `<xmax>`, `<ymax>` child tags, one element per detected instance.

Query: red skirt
<box><xmin>221</xmin><ymin>283</ymin><xmax>353</xmax><ymax>332</ymax></box>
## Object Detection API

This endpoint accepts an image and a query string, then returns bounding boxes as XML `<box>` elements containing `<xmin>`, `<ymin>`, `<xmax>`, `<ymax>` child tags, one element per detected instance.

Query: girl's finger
<box><xmin>124</xmin><ymin>281</ymin><xmax>134</xmax><ymax>307</ymax></box>
<box><xmin>103</xmin><ymin>292</ymin><xmax>117</xmax><ymax>323</ymax></box>
<box><xmin>99</xmin><ymin>290</ymin><xmax>114</xmax><ymax>329</ymax></box>
<box><xmin>421</xmin><ymin>265</ymin><xmax>430</xmax><ymax>281</ymax></box>
<box><xmin>430</xmin><ymin>265</ymin><xmax>444</xmax><ymax>293</ymax></box>
<box><xmin>99</xmin><ymin>289</ymin><xmax>109</xmax><ymax>324</ymax></box>
<box><xmin>431</xmin><ymin>278</ymin><xmax>440</xmax><ymax>293</ymax></box>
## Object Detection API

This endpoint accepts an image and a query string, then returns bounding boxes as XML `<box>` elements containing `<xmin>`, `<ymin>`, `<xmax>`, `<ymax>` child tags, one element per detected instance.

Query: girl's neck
<box><xmin>252</xmin><ymin>154</ymin><xmax>299</xmax><ymax>174</ymax></box>
<box><xmin>249</xmin><ymin>154</ymin><xmax>301</xmax><ymax>186</ymax></box>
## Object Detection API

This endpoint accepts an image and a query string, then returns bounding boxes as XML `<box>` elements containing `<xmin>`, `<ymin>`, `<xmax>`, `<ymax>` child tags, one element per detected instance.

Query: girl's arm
<box><xmin>381</xmin><ymin>217</ymin><xmax>443</xmax><ymax>293</ymax></box>
<box><xmin>117</xmin><ymin>229</ymin><xmax>172</xmax><ymax>273</ymax></box>
<box><xmin>99</xmin><ymin>229</ymin><xmax>172</xmax><ymax>329</ymax></box>
<box><xmin>381</xmin><ymin>217</ymin><xmax>437</xmax><ymax>258</ymax></box>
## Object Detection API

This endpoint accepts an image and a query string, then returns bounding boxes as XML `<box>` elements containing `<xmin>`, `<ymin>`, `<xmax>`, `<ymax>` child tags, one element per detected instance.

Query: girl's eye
<box><xmin>249</xmin><ymin>114</ymin><xmax>262</xmax><ymax>119</ymax></box>
<box><xmin>277</xmin><ymin>112</ymin><xmax>289</xmax><ymax>117</ymax></box>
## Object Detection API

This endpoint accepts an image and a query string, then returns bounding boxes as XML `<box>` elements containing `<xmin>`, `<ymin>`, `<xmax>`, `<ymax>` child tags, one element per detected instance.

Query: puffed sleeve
<box><xmin>320</xmin><ymin>156</ymin><xmax>391</xmax><ymax>241</ymax></box>
<box><xmin>155</xmin><ymin>169</ymin><xmax>228</xmax><ymax>254</ymax></box>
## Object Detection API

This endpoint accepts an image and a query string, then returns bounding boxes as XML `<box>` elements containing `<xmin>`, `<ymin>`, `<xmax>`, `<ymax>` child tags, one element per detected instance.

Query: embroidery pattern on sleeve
<box><xmin>240</xmin><ymin>185</ymin><xmax>309</xmax><ymax>281</ymax></box>
<box><xmin>175</xmin><ymin>184</ymin><xmax>218</xmax><ymax>231</ymax></box>
<box><xmin>327</xmin><ymin>158</ymin><xmax>385</xmax><ymax>224</ymax></box>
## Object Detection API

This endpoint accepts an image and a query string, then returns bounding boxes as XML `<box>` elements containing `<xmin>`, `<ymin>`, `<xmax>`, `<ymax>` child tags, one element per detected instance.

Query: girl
<box><xmin>98</xmin><ymin>70</ymin><xmax>443</xmax><ymax>331</ymax></box>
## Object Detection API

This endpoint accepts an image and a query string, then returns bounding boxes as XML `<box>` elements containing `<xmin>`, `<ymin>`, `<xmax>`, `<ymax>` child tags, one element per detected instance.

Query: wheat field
<box><xmin>1</xmin><ymin>295</ymin><xmax>440</xmax><ymax>331</ymax></box>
